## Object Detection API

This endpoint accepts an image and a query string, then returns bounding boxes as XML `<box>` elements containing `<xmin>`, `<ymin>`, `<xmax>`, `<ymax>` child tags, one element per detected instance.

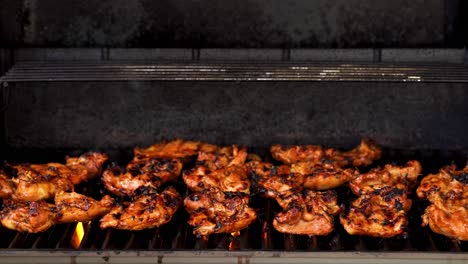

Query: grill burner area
<box><xmin>0</xmin><ymin>147</ymin><xmax>467</xmax><ymax>254</ymax></box>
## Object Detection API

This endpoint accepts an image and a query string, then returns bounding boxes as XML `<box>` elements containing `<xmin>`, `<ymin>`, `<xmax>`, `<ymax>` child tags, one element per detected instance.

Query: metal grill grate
<box><xmin>2</xmin><ymin>62</ymin><xmax>468</xmax><ymax>82</ymax></box>
<box><xmin>0</xmin><ymin>148</ymin><xmax>467</xmax><ymax>256</ymax></box>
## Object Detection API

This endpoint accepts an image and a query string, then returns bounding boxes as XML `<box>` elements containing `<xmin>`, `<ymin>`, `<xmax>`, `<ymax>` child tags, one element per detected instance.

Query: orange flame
<box><xmin>230</xmin><ymin>231</ymin><xmax>240</xmax><ymax>237</ymax></box>
<box><xmin>71</xmin><ymin>222</ymin><xmax>85</xmax><ymax>249</ymax></box>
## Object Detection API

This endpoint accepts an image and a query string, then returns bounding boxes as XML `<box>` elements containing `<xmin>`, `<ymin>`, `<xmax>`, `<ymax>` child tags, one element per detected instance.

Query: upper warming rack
<box><xmin>2</xmin><ymin>61</ymin><xmax>468</xmax><ymax>83</ymax></box>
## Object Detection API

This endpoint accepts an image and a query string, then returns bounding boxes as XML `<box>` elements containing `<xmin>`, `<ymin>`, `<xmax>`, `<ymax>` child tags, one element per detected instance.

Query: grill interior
<box><xmin>1</xmin><ymin>147</ymin><xmax>467</xmax><ymax>253</ymax></box>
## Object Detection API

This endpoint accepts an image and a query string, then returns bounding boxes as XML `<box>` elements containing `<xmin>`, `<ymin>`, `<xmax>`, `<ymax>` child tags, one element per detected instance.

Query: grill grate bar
<box><xmin>100</xmin><ymin>229</ymin><xmax>112</xmax><ymax>249</ymax></box>
<box><xmin>8</xmin><ymin>232</ymin><xmax>21</xmax><ymax>249</ymax></box>
<box><xmin>54</xmin><ymin>224</ymin><xmax>73</xmax><ymax>249</ymax></box>
<box><xmin>124</xmin><ymin>233</ymin><xmax>135</xmax><ymax>249</ymax></box>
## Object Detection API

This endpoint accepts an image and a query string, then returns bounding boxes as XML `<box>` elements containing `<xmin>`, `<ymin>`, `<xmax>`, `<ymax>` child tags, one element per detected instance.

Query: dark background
<box><xmin>1</xmin><ymin>1</ymin><xmax>468</xmax><ymax>155</ymax></box>
<box><xmin>1</xmin><ymin>0</ymin><xmax>467</xmax><ymax>48</ymax></box>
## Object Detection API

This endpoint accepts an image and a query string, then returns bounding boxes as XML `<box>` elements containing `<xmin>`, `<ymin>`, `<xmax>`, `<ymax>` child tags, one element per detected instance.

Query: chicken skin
<box><xmin>100</xmin><ymin>186</ymin><xmax>182</xmax><ymax>230</ymax></box>
<box><xmin>196</xmin><ymin>145</ymin><xmax>248</xmax><ymax>172</ymax></box>
<box><xmin>349</xmin><ymin>160</ymin><xmax>422</xmax><ymax>195</ymax></box>
<box><xmin>0</xmin><ymin>199</ymin><xmax>56</xmax><ymax>233</ymax></box>
<box><xmin>246</xmin><ymin>161</ymin><xmax>304</xmax><ymax>198</ymax></box>
<box><xmin>7</xmin><ymin>152</ymin><xmax>108</xmax><ymax>201</ymax></box>
<box><xmin>183</xmin><ymin>165</ymin><xmax>250</xmax><ymax>194</ymax></box>
<box><xmin>12</xmin><ymin>163</ymin><xmax>74</xmax><ymax>201</ymax></box>
<box><xmin>134</xmin><ymin>139</ymin><xmax>217</xmax><ymax>159</ymax></box>
<box><xmin>247</xmin><ymin>161</ymin><xmax>339</xmax><ymax>235</ymax></box>
<box><xmin>183</xmin><ymin>145</ymin><xmax>250</xmax><ymax>193</ymax></box>
<box><xmin>417</xmin><ymin>165</ymin><xmax>468</xmax><ymax>241</ymax></box>
<box><xmin>0</xmin><ymin>170</ymin><xmax>14</xmax><ymax>198</ymax></box>
<box><xmin>183</xmin><ymin>145</ymin><xmax>255</xmax><ymax>235</ymax></box>
<box><xmin>55</xmin><ymin>191</ymin><xmax>115</xmax><ymax>223</ymax></box>
<box><xmin>102</xmin><ymin>158</ymin><xmax>183</xmax><ymax>197</ymax></box>
<box><xmin>273</xmin><ymin>189</ymin><xmax>341</xmax><ymax>235</ymax></box>
<box><xmin>342</xmin><ymin>161</ymin><xmax>420</xmax><ymax>238</ymax></box>
<box><xmin>340</xmin><ymin>186</ymin><xmax>410</xmax><ymax>238</ymax></box>
<box><xmin>422</xmin><ymin>204</ymin><xmax>468</xmax><ymax>241</ymax></box>
<box><xmin>271</xmin><ymin>139</ymin><xmax>381</xmax><ymax>167</ymax></box>
<box><xmin>184</xmin><ymin>189</ymin><xmax>256</xmax><ymax>236</ymax></box>
<box><xmin>65</xmin><ymin>152</ymin><xmax>108</xmax><ymax>185</ymax></box>
<box><xmin>291</xmin><ymin>162</ymin><xmax>359</xmax><ymax>190</ymax></box>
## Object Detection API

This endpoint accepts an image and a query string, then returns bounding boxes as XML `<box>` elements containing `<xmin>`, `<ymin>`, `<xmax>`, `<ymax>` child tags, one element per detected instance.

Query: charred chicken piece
<box><xmin>183</xmin><ymin>165</ymin><xmax>250</xmax><ymax>194</ymax></box>
<box><xmin>416</xmin><ymin>164</ymin><xmax>466</xmax><ymax>205</ymax></box>
<box><xmin>100</xmin><ymin>186</ymin><xmax>182</xmax><ymax>230</ymax></box>
<box><xmin>270</xmin><ymin>139</ymin><xmax>381</xmax><ymax>167</ymax></box>
<box><xmin>291</xmin><ymin>162</ymin><xmax>359</xmax><ymax>190</ymax></box>
<box><xmin>340</xmin><ymin>186</ymin><xmax>411</xmax><ymax>238</ymax></box>
<box><xmin>134</xmin><ymin>139</ymin><xmax>217</xmax><ymax>159</ymax></box>
<box><xmin>12</xmin><ymin>163</ymin><xmax>74</xmax><ymax>201</ymax></box>
<box><xmin>196</xmin><ymin>145</ymin><xmax>248</xmax><ymax>172</ymax></box>
<box><xmin>102</xmin><ymin>158</ymin><xmax>183</xmax><ymax>197</ymax></box>
<box><xmin>273</xmin><ymin>189</ymin><xmax>341</xmax><ymax>236</ymax></box>
<box><xmin>0</xmin><ymin>199</ymin><xmax>56</xmax><ymax>233</ymax></box>
<box><xmin>349</xmin><ymin>160</ymin><xmax>422</xmax><ymax>195</ymax></box>
<box><xmin>246</xmin><ymin>161</ymin><xmax>304</xmax><ymax>198</ymax></box>
<box><xmin>55</xmin><ymin>191</ymin><xmax>115</xmax><ymax>223</ymax></box>
<box><xmin>417</xmin><ymin>165</ymin><xmax>468</xmax><ymax>241</ymax></box>
<box><xmin>247</xmin><ymin>161</ymin><xmax>339</xmax><ymax>235</ymax></box>
<box><xmin>65</xmin><ymin>152</ymin><xmax>108</xmax><ymax>185</ymax></box>
<box><xmin>184</xmin><ymin>189</ymin><xmax>256</xmax><ymax>236</ymax></box>
<box><xmin>0</xmin><ymin>170</ymin><xmax>14</xmax><ymax>198</ymax></box>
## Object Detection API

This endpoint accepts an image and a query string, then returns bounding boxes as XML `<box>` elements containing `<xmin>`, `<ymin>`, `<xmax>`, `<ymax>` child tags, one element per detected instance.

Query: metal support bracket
<box><xmin>0</xmin><ymin>82</ymin><xmax>9</xmax><ymax>113</ymax></box>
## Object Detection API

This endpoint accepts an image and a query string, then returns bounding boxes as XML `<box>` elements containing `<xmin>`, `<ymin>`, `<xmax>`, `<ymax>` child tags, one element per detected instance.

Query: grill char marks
<box><xmin>100</xmin><ymin>139</ymin><xmax>204</xmax><ymax>230</ymax></box>
<box><xmin>271</xmin><ymin>139</ymin><xmax>381</xmax><ymax>191</ymax></box>
<box><xmin>417</xmin><ymin>164</ymin><xmax>468</xmax><ymax>241</ymax></box>
<box><xmin>183</xmin><ymin>145</ymin><xmax>257</xmax><ymax>236</ymax></box>
<box><xmin>100</xmin><ymin>186</ymin><xmax>182</xmax><ymax>230</ymax></box>
<box><xmin>341</xmin><ymin>161</ymin><xmax>421</xmax><ymax>238</ymax></box>
<box><xmin>247</xmin><ymin>161</ymin><xmax>340</xmax><ymax>236</ymax></box>
<box><xmin>0</xmin><ymin>199</ymin><xmax>56</xmax><ymax>233</ymax></box>
<box><xmin>102</xmin><ymin>158</ymin><xmax>182</xmax><ymax>197</ymax></box>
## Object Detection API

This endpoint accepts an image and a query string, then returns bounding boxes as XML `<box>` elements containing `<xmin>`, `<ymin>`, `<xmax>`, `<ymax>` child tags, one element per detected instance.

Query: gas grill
<box><xmin>0</xmin><ymin>47</ymin><xmax>467</xmax><ymax>263</ymax></box>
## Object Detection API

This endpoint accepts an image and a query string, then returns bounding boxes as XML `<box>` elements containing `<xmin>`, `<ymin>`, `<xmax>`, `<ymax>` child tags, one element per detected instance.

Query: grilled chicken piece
<box><xmin>0</xmin><ymin>170</ymin><xmax>14</xmax><ymax>198</ymax></box>
<box><xmin>422</xmin><ymin>204</ymin><xmax>468</xmax><ymax>241</ymax></box>
<box><xmin>65</xmin><ymin>152</ymin><xmax>108</xmax><ymax>185</ymax></box>
<box><xmin>247</xmin><ymin>161</ymin><xmax>339</xmax><ymax>235</ymax></box>
<box><xmin>273</xmin><ymin>189</ymin><xmax>341</xmax><ymax>235</ymax></box>
<box><xmin>349</xmin><ymin>160</ymin><xmax>422</xmax><ymax>195</ymax></box>
<box><xmin>342</xmin><ymin>160</ymin><xmax>420</xmax><ymax>238</ymax></box>
<box><xmin>416</xmin><ymin>165</ymin><xmax>466</xmax><ymax>205</ymax></box>
<box><xmin>0</xmin><ymin>199</ymin><xmax>56</xmax><ymax>233</ymax></box>
<box><xmin>55</xmin><ymin>191</ymin><xmax>115</xmax><ymax>223</ymax></box>
<box><xmin>134</xmin><ymin>139</ymin><xmax>217</xmax><ymax>159</ymax></box>
<box><xmin>196</xmin><ymin>145</ymin><xmax>248</xmax><ymax>172</ymax></box>
<box><xmin>417</xmin><ymin>165</ymin><xmax>468</xmax><ymax>241</ymax></box>
<box><xmin>12</xmin><ymin>163</ymin><xmax>74</xmax><ymax>201</ymax></box>
<box><xmin>246</xmin><ymin>161</ymin><xmax>304</xmax><ymax>198</ymax></box>
<box><xmin>340</xmin><ymin>186</ymin><xmax>410</xmax><ymax>238</ymax></box>
<box><xmin>102</xmin><ymin>158</ymin><xmax>183</xmax><ymax>196</ymax></box>
<box><xmin>183</xmin><ymin>165</ymin><xmax>250</xmax><ymax>194</ymax></box>
<box><xmin>184</xmin><ymin>189</ymin><xmax>256</xmax><ymax>236</ymax></box>
<box><xmin>8</xmin><ymin>152</ymin><xmax>108</xmax><ymax>201</ymax></box>
<box><xmin>271</xmin><ymin>139</ymin><xmax>381</xmax><ymax>167</ymax></box>
<box><xmin>100</xmin><ymin>186</ymin><xmax>182</xmax><ymax>230</ymax></box>
<box><xmin>291</xmin><ymin>162</ymin><xmax>359</xmax><ymax>190</ymax></box>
